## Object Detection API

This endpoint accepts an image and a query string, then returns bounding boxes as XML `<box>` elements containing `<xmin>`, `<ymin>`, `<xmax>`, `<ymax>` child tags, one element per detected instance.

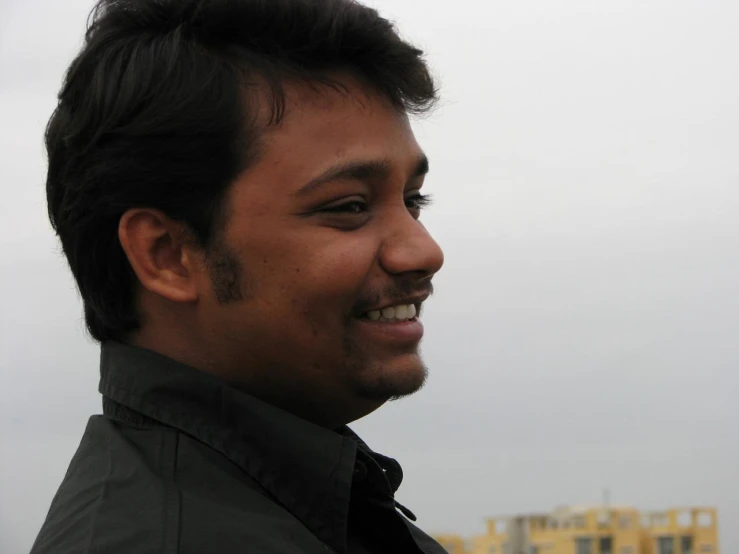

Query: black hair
<box><xmin>46</xmin><ymin>0</ymin><xmax>438</xmax><ymax>342</ymax></box>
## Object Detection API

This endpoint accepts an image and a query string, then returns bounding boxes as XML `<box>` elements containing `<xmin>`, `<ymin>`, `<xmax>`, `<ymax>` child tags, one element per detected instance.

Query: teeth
<box><xmin>366</xmin><ymin>304</ymin><xmax>417</xmax><ymax>322</ymax></box>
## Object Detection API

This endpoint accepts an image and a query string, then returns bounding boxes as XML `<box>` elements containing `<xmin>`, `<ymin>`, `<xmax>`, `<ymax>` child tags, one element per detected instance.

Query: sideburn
<box><xmin>206</xmin><ymin>242</ymin><xmax>245</xmax><ymax>304</ymax></box>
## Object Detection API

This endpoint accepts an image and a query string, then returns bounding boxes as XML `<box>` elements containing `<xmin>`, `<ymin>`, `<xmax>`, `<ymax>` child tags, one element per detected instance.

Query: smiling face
<box><xmin>141</xmin><ymin>78</ymin><xmax>444</xmax><ymax>425</ymax></box>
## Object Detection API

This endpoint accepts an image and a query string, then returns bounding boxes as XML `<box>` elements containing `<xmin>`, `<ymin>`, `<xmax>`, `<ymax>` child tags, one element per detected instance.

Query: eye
<box><xmin>321</xmin><ymin>199</ymin><xmax>368</xmax><ymax>214</ymax></box>
<box><xmin>405</xmin><ymin>193</ymin><xmax>434</xmax><ymax>211</ymax></box>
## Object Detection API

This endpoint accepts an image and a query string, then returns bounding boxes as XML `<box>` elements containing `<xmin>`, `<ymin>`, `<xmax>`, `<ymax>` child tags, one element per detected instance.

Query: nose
<box><xmin>379</xmin><ymin>216</ymin><xmax>444</xmax><ymax>279</ymax></box>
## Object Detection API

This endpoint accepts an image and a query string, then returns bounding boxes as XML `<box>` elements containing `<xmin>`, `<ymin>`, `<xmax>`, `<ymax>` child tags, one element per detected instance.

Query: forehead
<box><xmin>254</xmin><ymin>78</ymin><xmax>422</xmax><ymax>174</ymax></box>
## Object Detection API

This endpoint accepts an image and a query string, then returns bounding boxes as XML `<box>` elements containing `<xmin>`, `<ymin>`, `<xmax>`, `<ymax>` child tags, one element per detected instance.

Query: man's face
<box><xmin>196</xmin><ymin>80</ymin><xmax>444</xmax><ymax>424</ymax></box>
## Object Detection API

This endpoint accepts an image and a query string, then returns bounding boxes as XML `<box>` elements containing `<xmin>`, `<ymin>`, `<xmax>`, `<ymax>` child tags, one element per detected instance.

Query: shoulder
<box><xmin>31</xmin><ymin>416</ymin><xmax>180</xmax><ymax>553</ymax></box>
<box><xmin>32</xmin><ymin>417</ymin><xmax>327</xmax><ymax>554</ymax></box>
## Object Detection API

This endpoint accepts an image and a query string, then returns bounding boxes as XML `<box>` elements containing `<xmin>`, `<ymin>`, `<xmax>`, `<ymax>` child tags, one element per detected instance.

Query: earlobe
<box><xmin>118</xmin><ymin>209</ymin><xmax>199</xmax><ymax>304</ymax></box>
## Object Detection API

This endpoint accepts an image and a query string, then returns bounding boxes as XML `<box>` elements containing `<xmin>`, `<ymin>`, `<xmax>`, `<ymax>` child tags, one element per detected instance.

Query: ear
<box><xmin>118</xmin><ymin>208</ymin><xmax>201</xmax><ymax>303</ymax></box>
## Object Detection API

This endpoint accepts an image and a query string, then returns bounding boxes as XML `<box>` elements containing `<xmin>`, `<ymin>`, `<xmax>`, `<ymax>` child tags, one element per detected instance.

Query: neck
<box><xmin>123</xmin><ymin>330</ymin><xmax>384</xmax><ymax>429</ymax></box>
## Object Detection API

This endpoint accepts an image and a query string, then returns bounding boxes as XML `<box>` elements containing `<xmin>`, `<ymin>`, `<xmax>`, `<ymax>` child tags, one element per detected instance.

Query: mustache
<box><xmin>352</xmin><ymin>280</ymin><xmax>435</xmax><ymax>315</ymax></box>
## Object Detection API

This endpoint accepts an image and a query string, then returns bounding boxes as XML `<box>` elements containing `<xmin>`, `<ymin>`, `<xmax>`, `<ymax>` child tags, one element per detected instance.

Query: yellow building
<box><xmin>432</xmin><ymin>534</ymin><xmax>468</xmax><ymax>554</ymax></box>
<box><xmin>468</xmin><ymin>506</ymin><xmax>640</xmax><ymax>554</ymax></box>
<box><xmin>641</xmin><ymin>508</ymin><xmax>719</xmax><ymax>554</ymax></box>
<box><xmin>465</xmin><ymin>507</ymin><xmax>718</xmax><ymax>554</ymax></box>
<box><xmin>469</xmin><ymin>518</ymin><xmax>506</xmax><ymax>554</ymax></box>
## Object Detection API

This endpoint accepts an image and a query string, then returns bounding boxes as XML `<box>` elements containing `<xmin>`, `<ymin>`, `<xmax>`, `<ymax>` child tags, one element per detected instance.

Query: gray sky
<box><xmin>1</xmin><ymin>0</ymin><xmax>738</xmax><ymax>552</ymax></box>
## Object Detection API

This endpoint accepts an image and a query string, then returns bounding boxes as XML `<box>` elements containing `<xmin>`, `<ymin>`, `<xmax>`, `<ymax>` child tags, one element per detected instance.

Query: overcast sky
<box><xmin>1</xmin><ymin>0</ymin><xmax>738</xmax><ymax>552</ymax></box>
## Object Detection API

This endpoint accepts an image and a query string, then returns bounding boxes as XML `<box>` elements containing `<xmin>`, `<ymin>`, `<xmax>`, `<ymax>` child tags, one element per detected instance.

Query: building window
<box><xmin>600</xmin><ymin>536</ymin><xmax>614</xmax><ymax>554</ymax></box>
<box><xmin>576</xmin><ymin>538</ymin><xmax>594</xmax><ymax>554</ymax></box>
<box><xmin>488</xmin><ymin>546</ymin><xmax>497</xmax><ymax>554</ymax></box>
<box><xmin>620</xmin><ymin>515</ymin><xmax>632</xmax><ymax>529</ymax></box>
<box><xmin>697</xmin><ymin>513</ymin><xmax>713</xmax><ymax>528</ymax></box>
<box><xmin>681</xmin><ymin>536</ymin><xmax>693</xmax><ymax>554</ymax></box>
<box><xmin>658</xmin><ymin>536</ymin><xmax>675</xmax><ymax>554</ymax></box>
<box><xmin>573</xmin><ymin>516</ymin><xmax>587</xmax><ymax>529</ymax></box>
<box><xmin>503</xmin><ymin>542</ymin><xmax>510</xmax><ymax>554</ymax></box>
<box><xmin>677</xmin><ymin>511</ymin><xmax>692</xmax><ymax>528</ymax></box>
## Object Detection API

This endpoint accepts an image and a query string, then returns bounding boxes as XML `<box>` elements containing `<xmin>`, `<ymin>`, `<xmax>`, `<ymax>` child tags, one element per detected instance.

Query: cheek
<box><xmin>229</xmin><ymin>217</ymin><xmax>379</xmax><ymax>315</ymax></box>
<box><xmin>267</xmin><ymin>240</ymin><xmax>378</xmax><ymax>318</ymax></box>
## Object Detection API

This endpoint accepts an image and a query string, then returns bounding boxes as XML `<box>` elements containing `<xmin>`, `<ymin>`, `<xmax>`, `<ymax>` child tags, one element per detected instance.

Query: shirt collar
<box><xmin>98</xmin><ymin>340</ymin><xmax>403</xmax><ymax>554</ymax></box>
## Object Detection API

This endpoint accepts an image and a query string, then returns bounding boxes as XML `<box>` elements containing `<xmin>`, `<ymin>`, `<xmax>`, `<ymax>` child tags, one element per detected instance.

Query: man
<box><xmin>32</xmin><ymin>0</ymin><xmax>445</xmax><ymax>552</ymax></box>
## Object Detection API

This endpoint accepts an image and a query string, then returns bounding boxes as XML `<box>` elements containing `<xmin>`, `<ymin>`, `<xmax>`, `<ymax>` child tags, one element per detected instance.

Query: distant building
<box><xmin>640</xmin><ymin>508</ymin><xmax>719</xmax><ymax>554</ymax></box>
<box><xmin>434</xmin><ymin>534</ymin><xmax>468</xmax><ymax>554</ymax></box>
<box><xmin>433</xmin><ymin>506</ymin><xmax>719</xmax><ymax>554</ymax></box>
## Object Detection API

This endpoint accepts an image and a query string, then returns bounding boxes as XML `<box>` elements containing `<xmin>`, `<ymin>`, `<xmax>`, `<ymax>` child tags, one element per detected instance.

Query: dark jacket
<box><xmin>31</xmin><ymin>342</ymin><xmax>446</xmax><ymax>554</ymax></box>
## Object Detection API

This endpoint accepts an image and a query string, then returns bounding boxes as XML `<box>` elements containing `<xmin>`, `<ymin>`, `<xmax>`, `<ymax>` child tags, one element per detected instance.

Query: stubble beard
<box><xmin>342</xmin><ymin>335</ymin><xmax>429</xmax><ymax>402</ymax></box>
<box><xmin>205</xmin><ymin>243</ymin><xmax>429</xmax><ymax>402</ymax></box>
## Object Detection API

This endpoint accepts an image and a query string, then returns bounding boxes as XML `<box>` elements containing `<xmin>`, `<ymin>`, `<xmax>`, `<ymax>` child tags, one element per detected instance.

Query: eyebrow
<box><xmin>295</xmin><ymin>153</ymin><xmax>429</xmax><ymax>195</ymax></box>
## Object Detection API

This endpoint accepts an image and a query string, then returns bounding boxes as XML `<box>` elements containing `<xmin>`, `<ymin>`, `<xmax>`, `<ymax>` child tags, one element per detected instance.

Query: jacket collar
<box><xmin>98</xmin><ymin>341</ymin><xmax>402</xmax><ymax>554</ymax></box>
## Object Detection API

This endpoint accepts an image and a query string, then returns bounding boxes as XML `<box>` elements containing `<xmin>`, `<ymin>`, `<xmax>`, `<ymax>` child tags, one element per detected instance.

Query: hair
<box><xmin>46</xmin><ymin>0</ymin><xmax>438</xmax><ymax>342</ymax></box>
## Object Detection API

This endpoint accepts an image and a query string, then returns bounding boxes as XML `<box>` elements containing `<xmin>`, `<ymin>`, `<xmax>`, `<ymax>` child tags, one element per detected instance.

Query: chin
<box><xmin>355</xmin><ymin>357</ymin><xmax>428</xmax><ymax>402</ymax></box>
